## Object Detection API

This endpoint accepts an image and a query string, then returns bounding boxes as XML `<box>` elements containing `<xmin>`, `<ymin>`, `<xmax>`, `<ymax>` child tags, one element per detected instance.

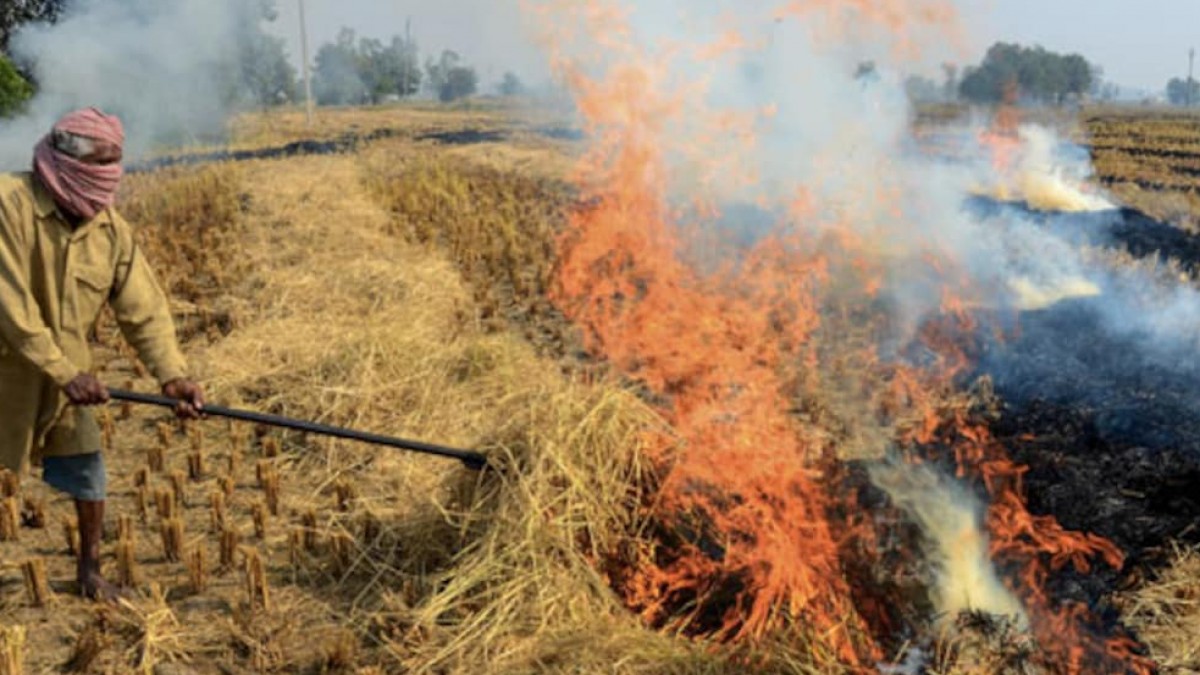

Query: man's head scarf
<box><xmin>33</xmin><ymin>108</ymin><xmax>125</xmax><ymax>221</ymax></box>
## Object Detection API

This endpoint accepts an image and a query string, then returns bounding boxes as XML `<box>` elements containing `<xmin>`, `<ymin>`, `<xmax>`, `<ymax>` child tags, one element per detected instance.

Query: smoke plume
<box><xmin>0</xmin><ymin>0</ymin><xmax>267</xmax><ymax>168</ymax></box>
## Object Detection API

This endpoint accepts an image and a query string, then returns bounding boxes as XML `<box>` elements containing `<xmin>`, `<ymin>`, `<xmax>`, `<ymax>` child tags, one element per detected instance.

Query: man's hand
<box><xmin>64</xmin><ymin>374</ymin><xmax>110</xmax><ymax>405</ymax></box>
<box><xmin>162</xmin><ymin>378</ymin><xmax>205</xmax><ymax>420</ymax></box>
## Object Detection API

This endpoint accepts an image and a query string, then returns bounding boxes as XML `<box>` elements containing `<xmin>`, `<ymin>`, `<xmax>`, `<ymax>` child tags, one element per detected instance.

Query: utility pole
<box><xmin>402</xmin><ymin>16</ymin><xmax>412</xmax><ymax>99</ymax></box>
<box><xmin>1189</xmin><ymin>48</ymin><xmax>1196</xmax><ymax>108</ymax></box>
<box><xmin>298</xmin><ymin>0</ymin><xmax>315</xmax><ymax>125</ymax></box>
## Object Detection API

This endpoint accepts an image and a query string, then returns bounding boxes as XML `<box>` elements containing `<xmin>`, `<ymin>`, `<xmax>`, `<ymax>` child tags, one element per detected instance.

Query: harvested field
<box><xmin>0</xmin><ymin>92</ymin><xmax>1198</xmax><ymax>674</ymax></box>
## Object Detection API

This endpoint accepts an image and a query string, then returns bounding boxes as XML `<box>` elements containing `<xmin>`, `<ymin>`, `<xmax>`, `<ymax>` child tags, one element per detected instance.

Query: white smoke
<box><xmin>528</xmin><ymin>0</ymin><xmax>1148</xmax><ymax>633</ymax></box>
<box><xmin>0</xmin><ymin>0</ymin><xmax>268</xmax><ymax>168</ymax></box>
<box><xmin>870</xmin><ymin>461</ymin><xmax>1028</xmax><ymax>626</ymax></box>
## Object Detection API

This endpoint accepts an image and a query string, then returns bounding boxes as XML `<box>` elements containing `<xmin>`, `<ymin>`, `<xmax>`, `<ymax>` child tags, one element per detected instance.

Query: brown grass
<box><xmin>361</xmin><ymin>145</ymin><xmax>578</xmax><ymax>353</ymax></box>
<box><xmin>1117</xmin><ymin>544</ymin><xmax>1200</xmax><ymax>672</ymax></box>
<box><xmin>6</xmin><ymin>105</ymin><xmax>1197</xmax><ymax>674</ymax></box>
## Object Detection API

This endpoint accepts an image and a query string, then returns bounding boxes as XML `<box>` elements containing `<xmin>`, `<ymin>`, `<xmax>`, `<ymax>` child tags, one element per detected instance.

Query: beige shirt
<box><xmin>0</xmin><ymin>172</ymin><xmax>187</xmax><ymax>471</ymax></box>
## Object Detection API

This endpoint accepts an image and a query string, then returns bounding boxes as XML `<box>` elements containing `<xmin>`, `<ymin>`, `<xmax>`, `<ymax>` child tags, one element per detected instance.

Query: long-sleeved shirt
<box><xmin>0</xmin><ymin>172</ymin><xmax>187</xmax><ymax>471</ymax></box>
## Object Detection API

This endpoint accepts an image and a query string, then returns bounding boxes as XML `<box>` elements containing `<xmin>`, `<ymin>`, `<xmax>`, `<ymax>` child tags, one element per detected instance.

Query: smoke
<box><xmin>0</xmin><ymin>0</ymin><xmax>267</xmax><ymax>168</ymax></box>
<box><xmin>871</xmin><ymin>461</ymin><xmax>1028</xmax><ymax>626</ymax></box>
<box><xmin>530</xmin><ymin>0</ymin><xmax>1187</xmax><ymax>637</ymax></box>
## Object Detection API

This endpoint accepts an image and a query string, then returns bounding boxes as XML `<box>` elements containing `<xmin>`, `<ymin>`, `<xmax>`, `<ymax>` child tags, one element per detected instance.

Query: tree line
<box><xmin>1</xmin><ymin>2</ymin><xmax>524</xmax><ymax>118</ymax></box>
<box><xmin>309</xmin><ymin>27</ymin><xmax>520</xmax><ymax>105</ymax></box>
<box><xmin>905</xmin><ymin>42</ymin><xmax>1102</xmax><ymax>106</ymax></box>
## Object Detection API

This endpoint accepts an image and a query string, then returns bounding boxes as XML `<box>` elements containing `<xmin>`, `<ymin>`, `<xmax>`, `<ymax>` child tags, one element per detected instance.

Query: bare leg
<box><xmin>75</xmin><ymin>499</ymin><xmax>120</xmax><ymax>601</ymax></box>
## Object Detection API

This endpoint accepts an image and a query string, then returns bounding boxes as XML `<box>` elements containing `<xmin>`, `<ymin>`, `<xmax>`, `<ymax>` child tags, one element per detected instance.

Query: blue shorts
<box><xmin>42</xmin><ymin>453</ymin><xmax>107</xmax><ymax>501</ymax></box>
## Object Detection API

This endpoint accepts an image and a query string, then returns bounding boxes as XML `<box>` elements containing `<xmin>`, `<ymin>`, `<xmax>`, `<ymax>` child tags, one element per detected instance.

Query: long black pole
<box><xmin>108</xmin><ymin>389</ymin><xmax>487</xmax><ymax>470</ymax></box>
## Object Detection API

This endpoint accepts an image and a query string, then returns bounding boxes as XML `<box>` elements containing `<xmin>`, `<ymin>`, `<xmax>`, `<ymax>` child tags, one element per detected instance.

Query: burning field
<box><xmin>2</xmin><ymin>1</ymin><xmax>1200</xmax><ymax>673</ymax></box>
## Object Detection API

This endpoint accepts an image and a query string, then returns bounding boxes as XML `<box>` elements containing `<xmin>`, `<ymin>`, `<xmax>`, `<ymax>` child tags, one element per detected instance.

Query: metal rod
<box><xmin>108</xmin><ymin>389</ymin><xmax>487</xmax><ymax>470</ymax></box>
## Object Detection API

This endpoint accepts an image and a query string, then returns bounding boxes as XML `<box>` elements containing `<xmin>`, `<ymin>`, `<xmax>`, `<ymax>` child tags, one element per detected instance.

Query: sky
<box><xmin>961</xmin><ymin>0</ymin><xmax>1200</xmax><ymax>94</ymax></box>
<box><xmin>267</xmin><ymin>1</ymin><xmax>1199</xmax><ymax>95</ymax></box>
<box><xmin>267</xmin><ymin>0</ymin><xmax>549</xmax><ymax>90</ymax></box>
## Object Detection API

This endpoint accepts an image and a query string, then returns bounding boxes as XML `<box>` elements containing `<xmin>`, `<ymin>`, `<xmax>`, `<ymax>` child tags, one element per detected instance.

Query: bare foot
<box><xmin>78</xmin><ymin>566</ymin><xmax>125</xmax><ymax>602</ymax></box>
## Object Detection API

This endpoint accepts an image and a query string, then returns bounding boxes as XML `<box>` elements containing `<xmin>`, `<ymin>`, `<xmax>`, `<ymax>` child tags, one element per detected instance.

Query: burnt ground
<box><xmin>966</xmin><ymin>196</ymin><xmax>1200</xmax><ymax>271</ymax></box>
<box><xmin>973</xmin><ymin>295</ymin><xmax>1200</xmax><ymax>624</ymax></box>
<box><xmin>127</xmin><ymin>126</ymin><xmax>585</xmax><ymax>174</ymax></box>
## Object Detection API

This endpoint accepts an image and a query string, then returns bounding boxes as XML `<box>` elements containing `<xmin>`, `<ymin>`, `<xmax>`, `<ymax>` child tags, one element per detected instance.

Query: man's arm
<box><xmin>109</xmin><ymin>225</ymin><xmax>203</xmax><ymax>417</ymax></box>
<box><xmin>0</xmin><ymin>192</ymin><xmax>83</xmax><ymax>387</ymax></box>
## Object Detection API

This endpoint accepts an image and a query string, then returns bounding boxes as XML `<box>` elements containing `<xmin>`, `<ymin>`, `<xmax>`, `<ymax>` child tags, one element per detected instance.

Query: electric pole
<box><xmin>298</xmin><ymin>0</ymin><xmax>315</xmax><ymax>125</ymax></box>
<box><xmin>403</xmin><ymin>17</ymin><xmax>412</xmax><ymax>100</ymax></box>
<box><xmin>1189</xmin><ymin>48</ymin><xmax>1196</xmax><ymax>107</ymax></box>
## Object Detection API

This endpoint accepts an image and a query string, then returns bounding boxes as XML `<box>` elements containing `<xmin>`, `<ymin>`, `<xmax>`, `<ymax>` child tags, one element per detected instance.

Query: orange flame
<box><xmin>534</xmin><ymin>1</ymin><xmax>1154</xmax><ymax>671</ymax></box>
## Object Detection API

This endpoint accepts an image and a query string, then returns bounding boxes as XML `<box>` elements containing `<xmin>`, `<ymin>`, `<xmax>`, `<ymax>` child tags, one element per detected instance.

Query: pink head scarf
<box><xmin>32</xmin><ymin>107</ymin><xmax>126</xmax><ymax>221</ymax></box>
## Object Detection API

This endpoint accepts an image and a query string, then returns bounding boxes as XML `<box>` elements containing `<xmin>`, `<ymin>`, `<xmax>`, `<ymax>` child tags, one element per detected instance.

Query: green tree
<box><xmin>442</xmin><ymin>65</ymin><xmax>477</xmax><ymax>102</ymax></box>
<box><xmin>904</xmin><ymin>74</ymin><xmax>940</xmax><ymax>103</ymax></box>
<box><xmin>1167</xmin><ymin>77</ymin><xmax>1200</xmax><ymax>106</ymax></box>
<box><xmin>237</xmin><ymin>32</ymin><xmax>296</xmax><ymax>107</ymax></box>
<box><xmin>0</xmin><ymin>54</ymin><xmax>32</xmax><ymax>117</ymax></box>
<box><xmin>498</xmin><ymin>71</ymin><xmax>524</xmax><ymax>96</ymax></box>
<box><xmin>959</xmin><ymin>42</ymin><xmax>1097</xmax><ymax>105</ymax></box>
<box><xmin>426</xmin><ymin>50</ymin><xmax>477</xmax><ymax>103</ymax></box>
<box><xmin>313</xmin><ymin>28</ymin><xmax>366</xmax><ymax>105</ymax></box>
<box><xmin>357</xmin><ymin>35</ymin><xmax>420</xmax><ymax>103</ymax></box>
<box><xmin>206</xmin><ymin>0</ymin><xmax>296</xmax><ymax>109</ymax></box>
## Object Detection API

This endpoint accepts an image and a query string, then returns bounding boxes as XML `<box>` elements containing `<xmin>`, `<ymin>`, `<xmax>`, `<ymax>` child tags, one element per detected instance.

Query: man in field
<box><xmin>0</xmin><ymin>108</ymin><xmax>204</xmax><ymax>600</ymax></box>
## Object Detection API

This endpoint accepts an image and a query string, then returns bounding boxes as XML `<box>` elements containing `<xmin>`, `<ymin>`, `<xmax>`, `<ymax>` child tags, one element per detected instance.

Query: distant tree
<box><xmin>904</xmin><ymin>74</ymin><xmax>940</xmax><ymax>103</ymax></box>
<box><xmin>1167</xmin><ymin>77</ymin><xmax>1200</xmax><ymax>106</ymax></box>
<box><xmin>0</xmin><ymin>0</ymin><xmax>67</xmax><ymax>55</ymax></box>
<box><xmin>357</xmin><ymin>35</ymin><xmax>420</xmax><ymax>103</ymax></box>
<box><xmin>313</xmin><ymin>28</ymin><xmax>367</xmax><ymax>105</ymax></box>
<box><xmin>941</xmin><ymin>63</ymin><xmax>959</xmax><ymax>100</ymax></box>
<box><xmin>237</xmin><ymin>32</ymin><xmax>296</xmax><ymax>107</ymax></box>
<box><xmin>960</xmin><ymin>42</ymin><xmax>1098</xmax><ymax>105</ymax></box>
<box><xmin>498</xmin><ymin>71</ymin><xmax>524</xmax><ymax>96</ymax></box>
<box><xmin>442</xmin><ymin>66</ymin><xmax>478</xmax><ymax>102</ymax></box>
<box><xmin>0</xmin><ymin>53</ymin><xmax>32</xmax><ymax>116</ymax></box>
<box><xmin>854</xmin><ymin>60</ymin><xmax>879</xmax><ymax>85</ymax></box>
<box><xmin>426</xmin><ymin>50</ymin><xmax>477</xmax><ymax>102</ymax></box>
<box><xmin>391</xmin><ymin>35</ymin><xmax>421</xmax><ymax>98</ymax></box>
<box><xmin>200</xmin><ymin>0</ymin><xmax>296</xmax><ymax>109</ymax></box>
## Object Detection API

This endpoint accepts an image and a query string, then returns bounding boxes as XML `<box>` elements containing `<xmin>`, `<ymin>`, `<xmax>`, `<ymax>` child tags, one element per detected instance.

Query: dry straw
<box><xmin>0</xmin><ymin>498</ymin><xmax>18</xmax><ymax>542</ymax></box>
<box><xmin>0</xmin><ymin>470</ymin><xmax>17</xmax><ymax>498</ymax></box>
<box><xmin>118</xmin><ymin>538</ymin><xmax>139</xmax><ymax>588</ymax></box>
<box><xmin>251</xmin><ymin>502</ymin><xmax>268</xmax><ymax>540</ymax></box>
<box><xmin>187</xmin><ymin>450</ymin><xmax>204</xmax><ymax>481</ymax></box>
<box><xmin>154</xmin><ymin>488</ymin><xmax>175</xmax><ymax>520</ymax></box>
<box><xmin>62</xmin><ymin>516</ymin><xmax>80</xmax><ymax>557</ymax></box>
<box><xmin>1119</xmin><ymin>543</ymin><xmax>1200</xmax><ymax>670</ymax></box>
<box><xmin>160</xmin><ymin>519</ymin><xmax>184</xmax><ymax>562</ymax></box>
<box><xmin>21</xmin><ymin>559</ymin><xmax>51</xmax><ymax>607</ymax></box>
<box><xmin>187</xmin><ymin>546</ymin><xmax>208</xmax><ymax>594</ymax></box>
<box><xmin>243</xmin><ymin>548</ymin><xmax>270</xmax><ymax>610</ymax></box>
<box><xmin>209</xmin><ymin>491</ymin><xmax>227</xmax><ymax>532</ymax></box>
<box><xmin>136</xmin><ymin>484</ymin><xmax>150</xmax><ymax>522</ymax></box>
<box><xmin>0</xmin><ymin>625</ymin><xmax>25</xmax><ymax>675</ymax></box>
<box><xmin>169</xmin><ymin>470</ymin><xmax>187</xmax><ymax>507</ymax></box>
<box><xmin>117</xmin><ymin>513</ymin><xmax>138</xmax><ymax>587</ymax></box>
<box><xmin>146</xmin><ymin>445</ymin><xmax>165</xmax><ymax>473</ymax></box>
<box><xmin>220</xmin><ymin>528</ymin><xmax>239</xmax><ymax>570</ymax></box>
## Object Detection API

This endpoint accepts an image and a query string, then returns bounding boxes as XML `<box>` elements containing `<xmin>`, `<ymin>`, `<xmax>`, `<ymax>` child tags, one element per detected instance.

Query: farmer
<box><xmin>0</xmin><ymin>107</ymin><xmax>204</xmax><ymax>600</ymax></box>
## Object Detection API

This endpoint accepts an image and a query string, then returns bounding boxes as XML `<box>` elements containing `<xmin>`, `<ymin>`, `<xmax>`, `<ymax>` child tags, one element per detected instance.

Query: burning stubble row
<box><xmin>0</xmin><ymin>410</ymin><xmax>371</xmax><ymax>614</ymax></box>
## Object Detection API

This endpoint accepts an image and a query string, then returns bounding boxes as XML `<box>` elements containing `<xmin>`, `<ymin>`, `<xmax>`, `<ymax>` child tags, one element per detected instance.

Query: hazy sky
<box><xmin>268</xmin><ymin>1</ymin><xmax>1197</xmax><ymax>94</ymax></box>
<box><xmin>962</xmin><ymin>0</ymin><xmax>1200</xmax><ymax>93</ymax></box>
